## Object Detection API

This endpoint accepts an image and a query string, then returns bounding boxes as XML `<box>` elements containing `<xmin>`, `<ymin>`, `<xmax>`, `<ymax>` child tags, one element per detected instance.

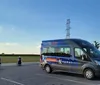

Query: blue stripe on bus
<box><xmin>42</xmin><ymin>56</ymin><xmax>81</xmax><ymax>65</ymax></box>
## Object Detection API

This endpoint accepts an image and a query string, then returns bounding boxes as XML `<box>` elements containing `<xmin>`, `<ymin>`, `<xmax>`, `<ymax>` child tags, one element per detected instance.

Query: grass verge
<box><xmin>0</xmin><ymin>56</ymin><xmax>40</xmax><ymax>63</ymax></box>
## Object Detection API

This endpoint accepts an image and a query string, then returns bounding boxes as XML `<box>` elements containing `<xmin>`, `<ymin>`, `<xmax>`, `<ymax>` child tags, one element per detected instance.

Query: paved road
<box><xmin>0</xmin><ymin>62</ymin><xmax>39</xmax><ymax>66</ymax></box>
<box><xmin>0</xmin><ymin>63</ymin><xmax>100</xmax><ymax>85</ymax></box>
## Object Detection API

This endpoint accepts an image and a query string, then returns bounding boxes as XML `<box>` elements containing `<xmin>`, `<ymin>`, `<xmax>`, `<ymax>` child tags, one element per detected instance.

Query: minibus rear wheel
<box><xmin>83</xmin><ymin>68</ymin><xmax>95</xmax><ymax>80</ymax></box>
<box><xmin>44</xmin><ymin>65</ymin><xmax>52</xmax><ymax>73</ymax></box>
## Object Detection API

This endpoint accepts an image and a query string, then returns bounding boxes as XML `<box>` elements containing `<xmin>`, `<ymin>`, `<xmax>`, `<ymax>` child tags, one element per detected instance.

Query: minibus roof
<box><xmin>42</xmin><ymin>38</ymin><xmax>86</xmax><ymax>42</ymax></box>
<box><xmin>41</xmin><ymin>38</ymin><xmax>91</xmax><ymax>47</ymax></box>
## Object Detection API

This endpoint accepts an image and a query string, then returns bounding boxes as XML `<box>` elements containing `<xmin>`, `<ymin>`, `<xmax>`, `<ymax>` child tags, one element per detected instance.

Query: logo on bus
<box><xmin>58</xmin><ymin>59</ymin><xmax>62</xmax><ymax>64</ymax></box>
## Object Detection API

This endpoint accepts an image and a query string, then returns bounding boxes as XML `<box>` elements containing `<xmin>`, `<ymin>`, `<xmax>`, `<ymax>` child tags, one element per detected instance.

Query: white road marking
<box><xmin>35</xmin><ymin>74</ymin><xmax>97</xmax><ymax>85</ymax></box>
<box><xmin>1</xmin><ymin>77</ymin><xmax>25</xmax><ymax>85</ymax></box>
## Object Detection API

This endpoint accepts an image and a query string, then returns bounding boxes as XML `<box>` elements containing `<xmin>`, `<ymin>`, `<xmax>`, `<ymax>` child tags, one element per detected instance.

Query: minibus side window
<box><xmin>61</xmin><ymin>47</ymin><xmax>71</xmax><ymax>57</ymax></box>
<box><xmin>54</xmin><ymin>47</ymin><xmax>71</xmax><ymax>57</ymax></box>
<box><xmin>64</xmin><ymin>47</ymin><xmax>71</xmax><ymax>54</ymax></box>
<box><xmin>74</xmin><ymin>48</ymin><xmax>89</xmax><ymax>61</ymax></box>
<box><xmin>42</xmin><ymin>47</ymin><xmax>48</xmax><ymax>53</ymax></box>
<box><xmin>42</xmin><ymin>46</ymin><xmax>71</xmax><ymax>57</ymax></box>
<box><xmin>48</xmin><ymin>47</ymin><xmax>55</xmax><ymax>53</ymax></box>
<box><xmin>55</xmin><ymin>47</ymin><xmax>71</xmax><ymax>54</ymax></box>
<box><xmin>42</xmin><ymin>47</ymin><xmax>55</xmax><ymax>53</ymax></box>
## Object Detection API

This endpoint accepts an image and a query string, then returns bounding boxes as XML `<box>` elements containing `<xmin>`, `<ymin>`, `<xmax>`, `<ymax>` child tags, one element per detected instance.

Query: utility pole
<box><xmin>66</xmin><ymin>19</ymin><xmax>71</xmax><ymax>39</ymax></box>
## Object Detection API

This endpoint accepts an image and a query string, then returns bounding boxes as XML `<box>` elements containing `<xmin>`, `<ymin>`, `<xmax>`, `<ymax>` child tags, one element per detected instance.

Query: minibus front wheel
<box><xmin>83</xmin><ymin>68</ymin><xmax>95</xmax><ymax>80</ymax></box>
<box><xmin>44</xmin><ymin>64</ymin><xmax>52</xmax><ymax>73</ymax></box>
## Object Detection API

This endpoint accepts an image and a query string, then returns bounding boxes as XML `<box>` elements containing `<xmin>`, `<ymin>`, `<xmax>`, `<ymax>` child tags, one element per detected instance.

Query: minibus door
<box><xmin>71</xmin><ymin>59</ymin><xmax>88</xmax><ymax>74</ymax></box>
<box><xmin>70</xmin><ymin>47</ymin><xmax>90</xmax><ymax>74</ymax></box>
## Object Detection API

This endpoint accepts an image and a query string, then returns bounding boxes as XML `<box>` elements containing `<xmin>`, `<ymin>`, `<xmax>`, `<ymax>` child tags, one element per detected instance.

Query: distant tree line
<box><xmin>0</xmin><ymin>53</ymin><xmax>40</xmax><ymax>56</ymax></box>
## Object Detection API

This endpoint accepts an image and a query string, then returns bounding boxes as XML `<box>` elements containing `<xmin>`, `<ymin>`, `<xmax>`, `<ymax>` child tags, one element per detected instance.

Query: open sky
<box><xmin>0</xmin><ymin>0</ymin><xmax>100</xmax><ymax>54</ymax></box>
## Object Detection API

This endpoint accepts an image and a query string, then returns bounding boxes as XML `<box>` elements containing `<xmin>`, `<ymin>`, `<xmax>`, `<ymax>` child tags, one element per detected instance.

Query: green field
<box><xmin>0</xmin><ymin>56</ymin><xmax>40</xmax><ymax>63</ymax></box>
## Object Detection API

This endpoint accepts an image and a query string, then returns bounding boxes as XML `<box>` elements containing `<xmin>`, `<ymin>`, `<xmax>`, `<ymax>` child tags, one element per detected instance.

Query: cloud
<box><xmin>0</xmin><ymin>42</ymin><xmax>19</xmax><ymax>46</ymax></box>
<box><xmin>5</xmin><ymin>43</ymin><xmax>19</xmax><ymax>46</ymax></box>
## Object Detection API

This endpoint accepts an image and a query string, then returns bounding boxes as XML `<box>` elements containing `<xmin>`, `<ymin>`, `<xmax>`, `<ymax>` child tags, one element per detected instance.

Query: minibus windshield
<box><xmin>73</xmin><ymin>40</ymin><xmax>100</xmax><ymax>58</ymax></box>
<box><xmin>82</xmin><ymin>46</ymin><xmax>100</xmax><ymax>59</ymax></box>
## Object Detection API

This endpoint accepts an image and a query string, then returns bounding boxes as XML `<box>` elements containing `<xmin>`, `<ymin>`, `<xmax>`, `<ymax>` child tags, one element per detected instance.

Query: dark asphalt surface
<box><xmin>0</xmin><ymin>63</ymin><xmax>100</xmax><ymax>85</ymax></box>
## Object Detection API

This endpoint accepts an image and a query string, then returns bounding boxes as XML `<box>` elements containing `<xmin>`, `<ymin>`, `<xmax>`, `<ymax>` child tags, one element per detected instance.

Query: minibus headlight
<box><xmin>95</xmin><ymin>60</ymin><xmax>100</xmax><ymax>65</ymax></box>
